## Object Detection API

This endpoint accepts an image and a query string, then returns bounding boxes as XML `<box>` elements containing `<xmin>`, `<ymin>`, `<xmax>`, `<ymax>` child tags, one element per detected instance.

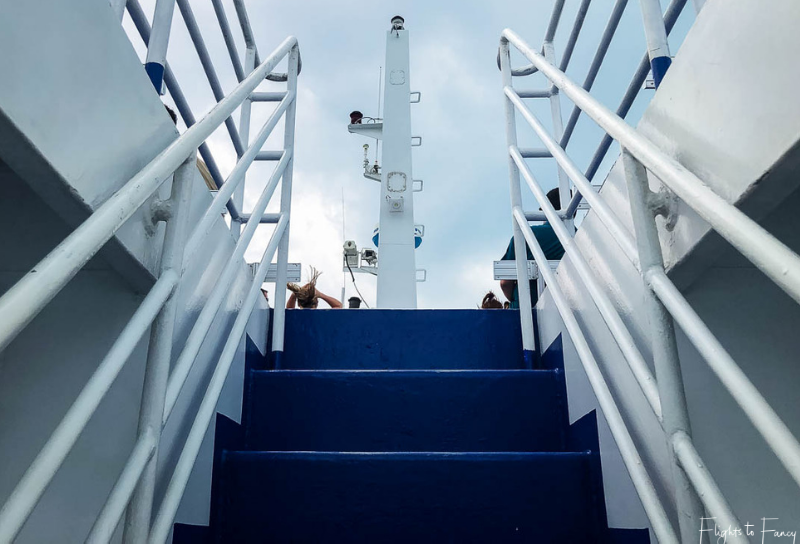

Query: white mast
<box><xmin>347</xmin><ymin>16</ymin><xmax>420</xmax><ymax>309</ymax></box>
<box><xmin>375</xmin><ymin>15</ymin><xmax>417</xmax><ymax>308</ymax></box>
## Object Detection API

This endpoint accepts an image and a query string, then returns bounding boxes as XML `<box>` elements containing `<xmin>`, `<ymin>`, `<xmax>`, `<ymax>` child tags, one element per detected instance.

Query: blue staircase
<box><xmin>173</xmin><ymin>309</ymin><xmax>650</xmax><ymax>543</ymax></box>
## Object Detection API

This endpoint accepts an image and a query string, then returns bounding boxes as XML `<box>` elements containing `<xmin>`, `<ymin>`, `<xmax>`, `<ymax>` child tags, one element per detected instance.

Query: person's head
<box><xmin>542</xmin><ymin>188</ymin><xmax>561</xmax><ymax>211</ymax></box>
<box><xmin>287</xmin><ymin>267</ymin><xmax>321</xmax><ymax>309</ymax></box>
<box><xmin>481</xmin><ymin>291</ymin><xmax>504</xmax><ymax>309</ymax></box>
<box><xmin>164</xmin><ymin>104</ymin><xmax>178</xmax><ymax>125</ymax></box>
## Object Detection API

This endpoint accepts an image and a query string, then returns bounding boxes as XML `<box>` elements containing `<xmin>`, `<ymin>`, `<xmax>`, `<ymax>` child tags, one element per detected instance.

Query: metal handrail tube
<box><xmin>516</xmin><ymin>89</ymin><xmax>552</xmax><ymax>99</ymax></box>
<box><xmin>519</xmin><ymin>147</ymin><xmax>552</xmax><ymax>158</ymax></box>
<box><xmin>250</xmin><ymin>92</ymin><xmax>288</xmax><ymax>102</ymax></box>
<box><xmin>510</xmin><ymin>146</ymin><xmax>662</xmax><ymax>419</ymax></box>
<box><xmin>0</xmin><ymin>36</ymin><xmax>294</xmax><ymax>355</ymax></box>
<box><xmin>232</xmin><ymin>44</ymin><xmax>256</xmax><ymax>240</ymax></box>
<box><xmin>524</xmin><ymin>211</ymin><xmax>550</xmax><ymax>222</ymax></box>
<box><xmin>85</xmin><ymin>430</ymin><xmax>158</xmax><ymax>543</ymax></box>
<box><xmin>176</xmin><ymin>0</ymin><xmax>245</xmax><ymax>157</ymax></box>
<box><xmin>649</xmin><ymin>270</ymin><xmax>800</xmax><ymax>489</ymax></box>
<box><xmin>163</xmin><ymin>152</ymin><xmax>291</xmax><ymax>423</ymax></box>
<box><xmin>511</xmin><ymin>206</ymin><xmax>678</xmax><ymax>543</ymax></box>
<box><xmin>124</xmin><ymin>154</ymin><xmax>198</xmax><ymax>542</ymax></box>
<box><xmin>182</xmin><ymin>95</ymin><xmax>294</xmax><ymax>263</ymax></box>
<box><xmin>503</xmin><ymin>28</ymin><xmax>800</xmax><ymax>305</ymax></box>
<box><xmin>499</xmin><ymin>39</ymin><xmax>537</xmax><ymax>367</ymax></box>
<box><xmin>582</xmin><ymin>0</ymin><xmax>687</xmax><ymax>184</ymax></box>
<box><xmin>240</xmin><ymin>212</ymin><xmax>281</xmax><ymax>224</ymax></box>
<box><xmin>229</xmin><ymin>0</ymin><xmax>302</xmax><ymax>81</ymax></box>
<box><xmin>638</xmin><ymin>0</ymin><xmax>672</xmax><ymax>87</ymax></box>
<box><xmin>544</xmin><ymin>0</ymin><xmax>566</xmax><ymax>43</ymax></box>
<box><xmin>211</xmin><ymin>0</ymin><xmax>245</xmax><ymax>82</ymax></box>
<box><xmin>149</xmin><ymin>217</ymin><xmax>288</xmax><ymax>543</ymax></box>
<box><xmin>542</xmin><ymin>42</ymin><xmax>571</xmax><ymax>216</ymax></box>
<box><xmin>672</xmin><ymin>431</ymin><xmax>749</xmax><ymax>543</ymax></box>
<box><xmin>232</xmin><ymin>0</ymin><xmax>260</xmax><ymax>65</ymax></box>
<box><xmin>559</xmin><ymin>0</ymin><xmax>591</xmax><ymax>72</ymax></box>
<box><xmin>0</xmin><ymin>272</ymin><xmax>177</xmax><ymax>543</ymax></box>
<box><xmin>125</xmin><ymin>0</ymin><xmax>226</xmax><ymax>191</ymax></box>
<box><xmin>621</xmin><ymin>150</ymin><xmax>702</xmax><ymax>540</ymax></box>
<box><xmin>144</xmin><ymin>0</ymin><xmax>177</xmax><ymax>92</ymax></box>
<box><xmin>559</xmin><ymin>0</ymin><xmax>629</xmax><ymax>146</ymax></box>
<box><xmin>255</xmin><ymin>150</ymin><xmax>285</xmax><ymax>161</ymax></box>
<box><xmin>269</xmin><ymin>47</ymin><xmax>300</xmax><ymax>361</ymax></box>
<box><xmin>504</xmin><ymin>87</ymin><xmax>639</xmax><ymax>265</ymax></box>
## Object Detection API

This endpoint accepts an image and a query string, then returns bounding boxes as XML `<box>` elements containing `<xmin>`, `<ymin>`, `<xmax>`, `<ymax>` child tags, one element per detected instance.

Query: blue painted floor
<box><xmin>174</xmin><ymin>309</ymin><xmax>649</xmax><ymax>543</ymax></box>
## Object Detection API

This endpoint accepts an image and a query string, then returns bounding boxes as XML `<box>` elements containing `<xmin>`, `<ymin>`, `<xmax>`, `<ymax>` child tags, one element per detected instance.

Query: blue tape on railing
<box><xmin>145</xmin><ymin>62</ymin><xmax>165</xmax><ymax>94</ymax></box>
<box><xmin>271</xmin><ymin>350</ymin><xmax>284</xmax><ymax>370</ymax></box>
<box><xmin>651</xmin><ymin>55</ymin><xmax>672</xmax><ymax>88</ymax></box>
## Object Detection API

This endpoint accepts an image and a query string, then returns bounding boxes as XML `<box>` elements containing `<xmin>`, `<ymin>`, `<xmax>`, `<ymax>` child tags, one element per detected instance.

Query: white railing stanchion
<box><xmin>0</xmin><ymin>274</ymin><xmax>177</xmax><ymax>544</ymax></box>
<box><xmin>672</xmin><ymin>432</ymin><xmax>748</xmax><ymax>543</ymax></box>
<box><xmin>144</xmin><ymin>0</ymin><xmax>177</xmax><ymax>93</ymax></box>
<box><xmin>162</xmin><ymin>152</ymin><xmax>292</xmax><ymax>423</ymax></box>
<box><xmin>638</xmin><ymin>0</ymin><xmax>672</xmax><ymax>87</ymax></box>
<box><xmin>649</xmin><ymin>270</ymin><xmax>800</xmax><ymax>489</ymax></box>
<box><xmin>499</xmin><ymin>39</ymin><xmax>536</xmax><ymax>368</ymax></box>
<box><xmin>149</xmin><ymin>217</ymin><xmax>288</xmax><ymax>543</ymax></box>
<box><xmin>542</xmin><ymin>42</ymin><xmax>572</xmax><ymax>233</ymax></box>
<box><xmin>123</xmin><ymin>153</ymin><xmax>196</xmax><ymax>543</ymax></box>
<box><xmin>621</xmin><ymin>149</ymin><xmax>704</xmax><ymax>542</ymax></box>
<box><xmin>511</xmin><ymin>208</ymin><xmax>678</xmax><ymax>543</ymax></box>
<box><xmin>510</xmin><ymin>147</ymin><xmax>662</xmax><ymax>419</ymax></box>
<box><xmin>86</xmin><ymin>430</ymin><xmax>158</xmax><ymax>543</ymax></box>
<box><xmin>231</xmin><ymin>45</ymin><xmax>256</xmax><ymax>241</ymax></box>
<box><xmin>270</xmin><ymin>46</ymin><xmax>300</xmax><ymax>368</ymax></box>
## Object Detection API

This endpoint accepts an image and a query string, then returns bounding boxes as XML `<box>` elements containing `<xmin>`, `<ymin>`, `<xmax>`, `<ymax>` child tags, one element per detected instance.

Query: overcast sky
<box><xmin>124</xmin><ymin>0</ymin><xmax>696</xmax><ymax>309</ymax></box>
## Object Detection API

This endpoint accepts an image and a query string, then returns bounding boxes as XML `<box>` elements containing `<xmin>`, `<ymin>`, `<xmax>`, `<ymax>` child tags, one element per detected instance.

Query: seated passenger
<box><xmin>480</xmin><ymin>291</ymin><xmax>506</xmax><ymax>309</ymax></box>
<box><xmin>286</xmin><ymin>267</ymin><xmax>342</xmax><ymax>309</ymax></box>
<box><xmin>500</xmin><ymin>188</ymin><xmax>565</xmax><ymax>309</ymax></box>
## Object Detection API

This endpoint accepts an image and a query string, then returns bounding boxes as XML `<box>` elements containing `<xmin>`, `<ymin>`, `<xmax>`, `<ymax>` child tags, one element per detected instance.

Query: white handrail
<box><xmin>149</xmin><ymin>215</ymin><xmax>289</xmax><ymax>543</ymax></box>
<box><xmin>511</xmin><ymin>207</ymin><xmax>678</xmax><ymax>543</ymax></box>
<box><xmin>0</xmin><ymin>273</ymin><xmax>177</xmax><ymax>543</ymax></box>
<box><xmin>649</xmin><ymin>270</ymin><xmax>800</xmax><ymax>488</ymax></box>
<box><xmin>85</xmin><ymin>429</ymin><xmax>158</xmax><ymax>543</ymax></box>
<box><xmin>501</xmin><ymin>25</ymin><xmax>800</xmax><ymax>543</ymax></box>
<box><xmin>163</xmin><ymin>150</ymin><xmax>292</xmax><ymax>423</ymax></box>
<box><xmin>672</xmin><ymin>431</ymin><xmax>748</xmax><ymax>544</ymax></box>
<box><xmin>0</xmin><ymin>35</ymin><xmax>297</xmax><ymax>355</ymax></box>
<box><xmin>0</xmin><ymin>22</ymin><xmax>300</xmax><ymax>541</ymax></box>
<box><xmin>502</xmin><ymin>28</ymin><xmax>800</xmax><ymax>306</ymax></box>
<box><xmin>510</xmin><ymin>146</ymin><xmax>662</xmax><ymax>419</ymax></box>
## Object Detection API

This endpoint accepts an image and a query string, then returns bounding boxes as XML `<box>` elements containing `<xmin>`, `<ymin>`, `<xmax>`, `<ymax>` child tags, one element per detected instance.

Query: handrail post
<box><xmin>270</xmin><ymin>46</ymin><xmax>299</xmax><ymax>370</ymax></box>
<box><xmin>144</xmin><ymin>0</ymin><xmax>177</xmax><ymax>93</ymax></box>
<box><xmin>542</xmin><ymin>41</ymin><xmax>573</xmax><ymax>234</ymax></box>
<box><xmin>499</xmin><ymin>39</ymin><xmax>536</xmax><ymax>369</ymax></box>
<box><xmin>122</xmin><ymin>153</ymin><xmax>195</xmax><ymax>543</ymax></box>
<box><xmin>621</xmin><ymin>149</ymin><xmax>704</xmax><ymax>542</ymax></box>
<box><xmin>638</xmin><ymin>0</ymin><xmax>672</xmax><ymax>87</ymax></box>
<box><xmin>232</xmin><ymin>46</ymin><xmax>256</xmax><ymax>241</ymax></box>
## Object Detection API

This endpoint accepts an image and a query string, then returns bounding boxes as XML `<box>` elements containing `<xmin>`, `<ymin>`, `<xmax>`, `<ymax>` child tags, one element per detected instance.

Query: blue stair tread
<box><xmin>215</xmin><ymin>451</ymin><xmax>606</xmax><ymax>543</ymax></box>
<box><xmin>246</xmin><ymin>370</ymin><xmax>566</xmax><ymax>452</ymax></box>
<box><xmin>281</xmin><ymin>309</ymin><xmax>527</xmax><ymax>370</ymax></box>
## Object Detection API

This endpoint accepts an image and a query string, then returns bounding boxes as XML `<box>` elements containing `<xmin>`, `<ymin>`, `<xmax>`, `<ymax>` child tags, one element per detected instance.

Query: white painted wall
<box><xmin>0</xmin><ymin>0</ymin><xmax>270</xmax><ymax>542</ymax></box>
<box><xmin>0</xmin><ymin>0</ymin><xmax>180</xmax><ymax>290</ymax></box>
<box><xmin>536</xmin><ymin>0</ymin><xmax>800</xmax><ymax>541</ymax></box>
